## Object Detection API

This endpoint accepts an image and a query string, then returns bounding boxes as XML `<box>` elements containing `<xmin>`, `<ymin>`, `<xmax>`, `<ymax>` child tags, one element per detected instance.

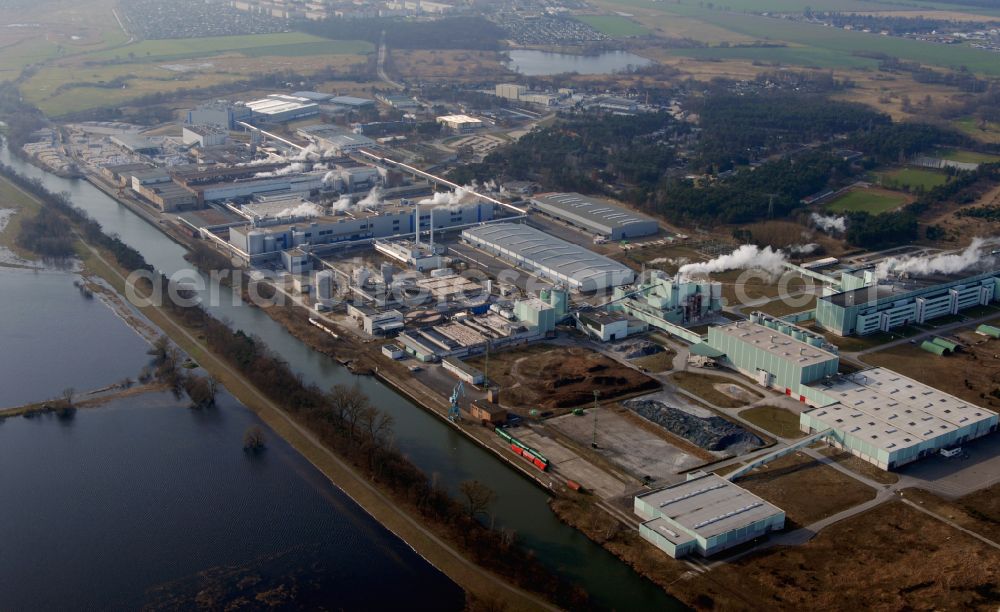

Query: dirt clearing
<box><xmin>467</xmin><ymin>344</ymin><xmax>659</xmax><ymax>411</ymax></box>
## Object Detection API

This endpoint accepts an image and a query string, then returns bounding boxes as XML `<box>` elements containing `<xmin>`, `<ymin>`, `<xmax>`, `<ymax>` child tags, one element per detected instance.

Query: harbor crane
<box><xmin>448</xmin><ymin>381</ymin><xmax>465</xmax><ymax>422</ymax></box>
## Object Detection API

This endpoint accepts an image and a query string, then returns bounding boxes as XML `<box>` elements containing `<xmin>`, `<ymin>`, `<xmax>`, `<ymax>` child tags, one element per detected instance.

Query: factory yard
<box><xmin>739</xmin><ymin>405</ymin><xmax>804</xmax><ymax>439</ymax></box>
<box><xmin>669</xmin><ymin>371</ymin><xmax>762</xmax><ymax>408</ymax></box>
<box><xmin>465</xmin><ymin>344</ymin><xmax>659</xmax><ymax>412</ymax></box>
<box><xmin>548</xmin><ymin>404</ymin><xmax>706</xmax><ymax>482</ymax></box>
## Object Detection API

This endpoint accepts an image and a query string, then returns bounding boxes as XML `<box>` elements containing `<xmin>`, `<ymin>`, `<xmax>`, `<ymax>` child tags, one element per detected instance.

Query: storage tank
<box><xmin>807</xmin><ymin>336</ymin><xmax>824</xmax><ymax>348</ymax></box>
<box><xmin>247</xmin><ymin>230</ymin><xmax>266</xmax><ymax>255</ymax></box>
<box><xmin>539</xmin><ymin>288</ymin><xmax>551</xmax><ymax>303</ymax></box>
<box><xmin>549</xmin><ymin>287</ymin><xmax>568</xmax><ymax>316</ymax></box>
<box><xmin>263</xmin><ymin>234</ymin><xmax>277</xmax><ymax>253</ymax></box>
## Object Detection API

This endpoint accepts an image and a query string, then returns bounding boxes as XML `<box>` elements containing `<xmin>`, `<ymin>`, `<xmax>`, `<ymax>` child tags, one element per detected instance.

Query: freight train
<box><xmin>496</xmin><ymin>427</ymin><xmax>549</xmax><ymax>471</ymax></box>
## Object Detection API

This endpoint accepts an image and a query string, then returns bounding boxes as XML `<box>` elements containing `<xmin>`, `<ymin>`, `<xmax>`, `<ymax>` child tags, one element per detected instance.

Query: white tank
<box><xmin>263</xmin><ymin>235</ymin><xmax>277</xmax><ymax>253</ymax></box>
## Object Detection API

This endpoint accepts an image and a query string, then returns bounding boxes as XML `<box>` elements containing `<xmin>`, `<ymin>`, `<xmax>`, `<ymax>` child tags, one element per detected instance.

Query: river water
<box><xmin>0</xmin><ymin>267</ymin><xmax>150</xmax><ymax>406</ymax></box>
<box><xmin>0</xmin><ymin>145</ymin><xmax>682</xmax><ymax>609</ymax></box>
<box><xmin>0</xmin><ymin>390</ymin><xmax>465</xmax><ymax>610</ymax></box>
<box><xmin>504</xmin><ymin>49</ymin><xmax>653</xmax><ymax>76</ymax></box>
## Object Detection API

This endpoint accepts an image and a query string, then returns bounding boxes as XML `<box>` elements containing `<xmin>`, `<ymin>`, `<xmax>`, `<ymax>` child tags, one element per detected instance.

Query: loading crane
<box><xmin>448</xmin><ymin>381</ymin><xmax>464</xmax><ymax>422</ymax></box>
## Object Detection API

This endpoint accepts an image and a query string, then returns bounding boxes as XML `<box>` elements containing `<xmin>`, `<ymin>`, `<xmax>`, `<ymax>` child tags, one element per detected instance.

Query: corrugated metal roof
<box><xmin>461</xmin><ymin>223</ymin><xmax>635</xmax><ymax>288</ymax></box>
<box><xmin>531</xmin><ymin>192</ymin><xmax>658</xmax><ymax>232</ymax></box>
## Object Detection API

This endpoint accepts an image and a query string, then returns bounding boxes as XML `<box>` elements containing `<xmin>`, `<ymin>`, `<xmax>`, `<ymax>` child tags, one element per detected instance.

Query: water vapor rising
<box><xmin>791</xmin><ymin>243</ymin><xmax>819</xmax><ymax>255</ymax></box>
<box><xmin>274</xmin><ymin>202</ymin><xmax>324</xmax><ymax>219</ymax></box>
<box><xmin>419</xmin><ymin>186</ymin><xmax>469</xmax><ymax>210</ymax></box>
<box><xmin>810</xmin><ymin>213</ymin><xmax>847</xmax><ymax>234</ymax></box>
<box><xmin>678</xmin><ymin>245</ymin><xmax>789</xmax><ymax>278</ymax></box>
<box><xmin>254</xmin><ymin>162</ymin><xmax>307</xmax><ymax>178</ymax></box>
<box><xmin>875</xmin><ymin>238</ymin><xmax>997</xmax><ymax>279</ymax></box>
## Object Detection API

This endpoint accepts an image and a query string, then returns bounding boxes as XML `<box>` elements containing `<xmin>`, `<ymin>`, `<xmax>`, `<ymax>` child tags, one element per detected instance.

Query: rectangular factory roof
<box><xmin>329</xmin><ymin>95</ymin><xmax>375</xmax><ymax>107</ymax></box>
<box><xmin>461</xmin><ymin>223</ymin><xmax>635</xmax><ymax>289</ymax></box>
<box><xmin>435</xmin><ymin>114</ymin><xmax>482</xmax><ymax>124</ymax></box>
<box><xmin>245</xmin><ymin>95</ymin><xmax>318</xmax><ymax>116</ymax></box>
<box><xmin>712</xmin><ymin>320</ymin><xmax>838</xmax><ymax>368</ymax></box>
<box><xmin>530</xmin><ymin>192</ymin><xmax>658</xmax><ymax>232</ymax></box>
<box><xmin>637</xmin><ymin>473</ymin><xmax>783</xmax><ymax>540</ymax></box>
<box><xmin>805</xmin><ymin>367</ymin><xmax>998</xmax><ymax>451</ymax></box>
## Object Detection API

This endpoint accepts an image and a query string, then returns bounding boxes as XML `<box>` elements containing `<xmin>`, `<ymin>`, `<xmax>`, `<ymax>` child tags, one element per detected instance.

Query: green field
<box><xmin>598</xmin><ymin>0</ymin><xmax>1000</xmax><ymax>75</ymax></box>
<box><xmin>826</xmin><ymin>189</ymin><xmax>908</xmax><ymax>213</ymax></box>
<box><xmin>936</xmin><ymin>146</ymin><xmax>1000</xmax><ymax>164</ymax></box>
<box><xmin>81</xmin><ymin>33</ymin><xmax>372</xmax><ymax>63</ymax></box>
<box><xmin>575</xmin><ymin>15</ymin><xmax>650</xmax><ymax>37</ymax></box>
<box><xmin>877</xmin><ymin>167</ymin><xmax>950</xmax><ymax>191</ymax></box>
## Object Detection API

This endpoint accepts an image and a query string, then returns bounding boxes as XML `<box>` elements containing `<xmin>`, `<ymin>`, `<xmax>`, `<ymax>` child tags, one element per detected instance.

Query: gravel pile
<box><xmin>624</xmin><ymin>399</ymin><xmax>763</xmax><ymax>452</ymax></box>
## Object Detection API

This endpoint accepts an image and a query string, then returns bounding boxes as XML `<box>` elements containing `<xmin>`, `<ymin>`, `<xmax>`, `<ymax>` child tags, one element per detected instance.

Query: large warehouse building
<box><xmin>816</xmin><ymin>270</ymin><xmax>1000</xmax><ymax>336</ymax></box>
<box><xmin>529</xmin><ymin>192</ymin><xmax>659</xmax><ymax>240</ymax></box>
<box><xmin>244</xmin><ymin>94</ymin><xmax>319</xmax><ymax>123</ymax></box>
<box><xmin>802</xmin><ymin>368</ymin><xmax>998</xmax><ymax>469</ymax></box>
<box><xmin>461</xmin><ymin>223</ymin><xmax>636</xmax><ymax>292</ymax></box>
<box><xmin>706</xmin><ymin>313</ymin><xmax>840</xmax><ymax>402</ymax></box>
<box><xmin>635</xmin><ymin>472</ymin><xmax>785</xmax><ymax>559</ymax></box>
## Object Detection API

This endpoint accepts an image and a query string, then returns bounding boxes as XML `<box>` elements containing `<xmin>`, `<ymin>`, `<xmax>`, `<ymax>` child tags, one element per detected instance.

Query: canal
<box><xmin>0</xmin><ymin>144</ymin><xmax>682</xmax><ymax>610</ymax></box>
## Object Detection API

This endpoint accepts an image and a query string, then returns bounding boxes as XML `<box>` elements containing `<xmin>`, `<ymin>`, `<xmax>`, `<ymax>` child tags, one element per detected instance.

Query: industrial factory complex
<box><xmin>42</xmin><ymin>88</ymin><xmax>1000</xmax><ymax>570</ymax></box>
<box><xmin>815</xmin><ymin>269</ymin><xmax>1000</xmax><ymax>336</ymax></box>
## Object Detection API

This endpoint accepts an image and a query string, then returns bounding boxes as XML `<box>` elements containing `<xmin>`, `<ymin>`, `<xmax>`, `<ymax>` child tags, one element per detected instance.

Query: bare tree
<box><xmin>330</xmin><ymin>383</ymin><xmax>369</xmax><ymax>435</ymax></box>
<box><xmin>459</xmin><ymin>480</ymin><xmax>496</xmax><ymax>519</ymax></box>
<box><xmin>243</xmin><ymin>426</ymin><xmax>266</xmax><ymax>452</ymax></box>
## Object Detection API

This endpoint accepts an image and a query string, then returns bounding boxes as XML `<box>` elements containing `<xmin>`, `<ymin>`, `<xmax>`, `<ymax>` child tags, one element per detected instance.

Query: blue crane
<box><xmin>448</xmin><ymin>381</ymin><xmax>464</xmax><ymax>422</ymax></box>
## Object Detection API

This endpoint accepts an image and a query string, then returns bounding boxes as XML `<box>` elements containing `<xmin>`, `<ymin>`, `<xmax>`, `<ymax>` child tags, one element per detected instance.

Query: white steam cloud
<box><xmin>419</xmin><ymin>186</ymin><xmax>469</xmax><ymax>210</ymax></box>
<box><xmin>274</xmin><ymin>202</ymin><xmax>324</xmax><ymax>219</ymax></box>
<box><xmin>875</xmin><ymin>238</ymin><xmax>997</xmax><ymax>279</ymax></box>
<box><xmin>254</xmin><ymin>162</ymin><xmax>307</xmax><ymax>178</ymax></box>
<box><xmin>356</xmin><ymin>185</ymin><xmax>383</xmax><ymax>210</ymax></box>
<box><xmin>810</xmin><ymin>213</ymin><xmax>847</xmax><ymax>234</ymax></box>
<box><xmin>329</xmin><ymin>195</ymin><xmax>353</xmax><ymax>212</ymax></box>
<box><xmin>678</xmin><ymin>245</ymin><xmax>789</xmax><ymax>278</ymax></box>
<box><xmin>791</xmin><ymin>243</ymin><xmax>819</xmax><ymax>255</ymax></box>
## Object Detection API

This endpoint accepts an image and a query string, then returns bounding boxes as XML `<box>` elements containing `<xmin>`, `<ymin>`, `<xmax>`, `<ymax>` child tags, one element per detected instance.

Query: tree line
<box><xmin>448</xmin><ymin>110</ymin><xmax>683</xmax><ymax>197</ymax></box>
<box><xmin>297</xmin><ymin>16</ymin><xmax>505</xmax><ymax>50</ymax></box>
<box><xmin>690</xmin><ymin>91</ymin><xmax>889</xmax><ymax>170</ymax></box>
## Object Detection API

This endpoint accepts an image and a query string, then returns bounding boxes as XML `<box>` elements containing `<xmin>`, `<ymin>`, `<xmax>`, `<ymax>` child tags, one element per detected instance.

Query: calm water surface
<box><xmin>0</xmin><ymin>267</ymin><xmax>149</xmax><ymax>407</ymax></box>
<box><xmin>0</xmin><ymin>391</ymin><xmax>464</xmax><ymax>610</ymax></box>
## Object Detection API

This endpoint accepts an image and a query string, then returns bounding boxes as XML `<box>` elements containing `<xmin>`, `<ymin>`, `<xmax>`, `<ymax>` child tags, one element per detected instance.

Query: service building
<box><xmin>529</xmin><ymin>192</ymin><xmax>659</xmax><ymax>240</ymax></box>
<box><xmin>635</xmin><ymin>473</ymin><xmax>785</xmax><ymax>559</ymax></box>
<box><xmin>706</xmin><ymin>313</ymin><xmax>840</xmax><ymax>402</ymax></box>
